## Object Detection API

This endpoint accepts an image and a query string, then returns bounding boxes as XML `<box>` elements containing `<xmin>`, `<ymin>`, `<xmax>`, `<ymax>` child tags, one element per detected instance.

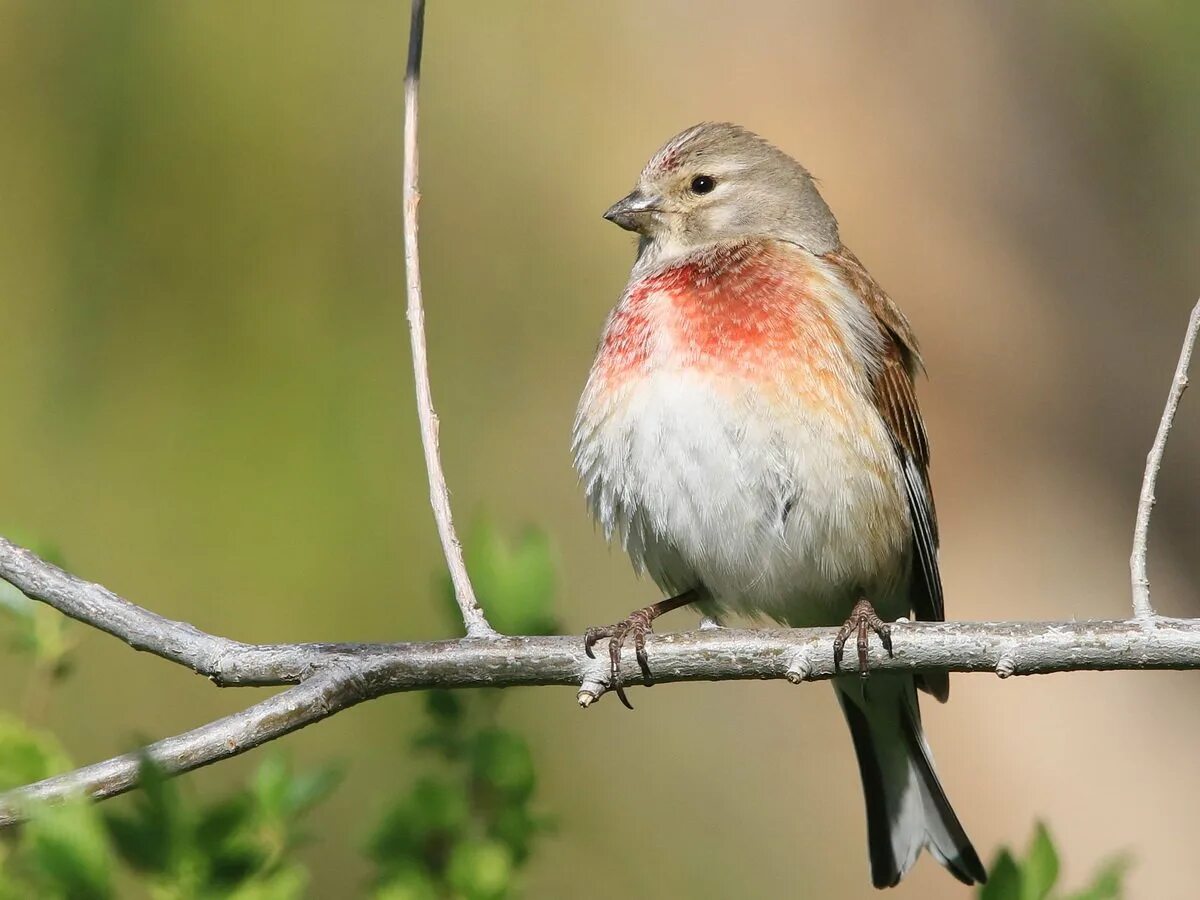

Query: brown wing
<box><xmin>823</xmin><ymin>246</ymin><xmax>948</xmax><ymax>701</ymax></box>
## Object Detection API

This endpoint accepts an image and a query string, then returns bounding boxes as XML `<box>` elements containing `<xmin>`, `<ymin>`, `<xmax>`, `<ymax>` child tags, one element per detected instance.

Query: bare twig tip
<box><xmin>996</xmin><ymin>654</ymin><xmax>1017</xmax><ymax>678</ymax></box>
<box><xmin>786</xmin><ymin>653</ymin><xmax>811</xmax><ymax>684</ymax></box>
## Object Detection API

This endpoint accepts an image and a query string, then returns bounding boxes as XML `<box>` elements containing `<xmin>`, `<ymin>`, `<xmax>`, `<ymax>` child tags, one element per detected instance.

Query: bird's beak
<box><xmin>603</xmin><ymin>190</ymin><xmax>662</xmax><ymax>233</ymax></box>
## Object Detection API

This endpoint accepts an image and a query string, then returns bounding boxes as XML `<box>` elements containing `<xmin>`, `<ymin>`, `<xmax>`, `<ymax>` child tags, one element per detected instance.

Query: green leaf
<box><xmin>195</xmin><ymin>794</ymin><xmax>255</xmax><ymax>853</ymax></box>
<box><xmin>446</xmin><ymin>839</ymin><xmax>513</xmax><ymax>900</ymax></box>
<box><xmin>373</xmin><ymin>863</ymin><xmax>439</xmax><ymax>900</ymax></box>
<box><xmin>283</xmin><ymin>762</ymin><xmax>345</xmax><ymax>818</ymax></box>
<box><xmin>1064</xmin><ymin>856</ymin><xmax>1130</xmax><ymax>900</ymax></box>
<box><xmin>367</xmin><ymin>802</ymin><xmax>423</xmax><ymax>869</ymax></box>
<box><xmin>409</xmin><ymin>777</ymin><xmax>470</xmax><ymax>837</ymax></box>
<box><xmin>0</xmin><ymin>534</ymin><xmax>74</xmax><ymax>668</ymax></box>
<box><xmin>471</xmin><ymin>729</ymin><xmax>535</xmax><ymax>803</ymax></box>
<box><xmin>195</xmin><ymin>792</ymin><xmax>272</xmax><ymax>888</ymax></box>
<box><xmin>251</xmin><ymin>754</ymin><xmax>293</xmax><ymax>818</ymax></box>
<box><xmin>980</xmin><ymin>849</ymin><xmax>1022</xmax><ymax>900</ymax></box>
<box><xmin>104</xmin><ymin>757</ymin><xmax>188</xmax><ymax>876</ymax></box>
<box><xmin>1022</xmin><ymin>822</ymin><xmax>1060</xmax><ymax>900</ymax></box>
<box><xmin>488</xmin><ymin>805</ymin><xmax>549</xmax><ymax>866</ymax></box>
<box><xmin>0</xmin><ymin>535</ymin><xmax>68</xmax><ymax>657</ymax></box>
<box><xmin>101</xmin><ymin>811</ymin><xmax>160</xmax><ymax>874</ymax></box>
<box><xmin>0</xmin><ymin>580</ymin><xmax>33</xmax><ymax>622</ymax></box>
<box><xmin>368</xmin><ymin>777</ymin><xmax>470</xmax><ymax>871</ymax></box>
<box><xmin>0</xmin><ymin>714</ymin><xmax>72</xmax><ymax>791</ymax></box>
<box><xmin>424</xmin><ymin>690</ymin><xmax>464</xmax><ymax>726</ymax></box>
<box><xmin>224</xmin><ymin>863</ymin><xmax>309</xmax><ymax>900</ymax></box>
<box><xmin>24</xmin><ymin>798</ymin><xmax>113</xmax><ymax>900</ymax></box>
<box><xmin>458</xmin><ymin>524</ymin><xmax>559</xmax><ymax>636</ymax></box>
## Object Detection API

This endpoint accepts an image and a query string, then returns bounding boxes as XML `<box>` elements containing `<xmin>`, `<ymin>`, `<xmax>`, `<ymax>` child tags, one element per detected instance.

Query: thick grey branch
<box><xmin>401</xmin><ymin>0</ymin><xmax>494</xmax><ymax>638</ymax></box>
<box><xmin>1131</xmin><ymin>297</ymin><xmax>1200</xmax><ymax>618</ymax></box>
<box><xmin>6</xmin><ymin>534</ymin><xmax>1200</xmax><ymax>824</ymax></box>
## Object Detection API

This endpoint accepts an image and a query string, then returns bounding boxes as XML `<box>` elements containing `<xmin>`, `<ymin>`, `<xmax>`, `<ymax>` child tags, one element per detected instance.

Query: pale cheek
<box><xmin>643</xmin><ymin>230</ymin><xmax>693</xmax><ymax>267</ymax></box>
<box><xmin>702</xmin><ymin>202</ymin><xmax>735</xmax><ymax>234</ymax></box>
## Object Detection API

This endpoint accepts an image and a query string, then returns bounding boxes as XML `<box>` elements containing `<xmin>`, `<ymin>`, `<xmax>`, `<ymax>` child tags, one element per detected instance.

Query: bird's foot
<box><xmin>582</xmin><ymin>589</ymin><xmax>697</xmax><ymax>710</ymax></box>
<box><xmin>584</xmin><ymin>606</ymin><xmax>658</xmax><ymax>710</ymax></box>
<box><xmin>833</xmin><ymin>597</ymin><xmax>893</xmax><ymax>677</ymax></box>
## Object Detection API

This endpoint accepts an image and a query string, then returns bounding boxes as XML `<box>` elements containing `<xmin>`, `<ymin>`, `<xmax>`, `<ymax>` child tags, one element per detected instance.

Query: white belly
<box><xmin>574</xmin><ymin>371</ymin><xmax>912</xmax><ymax>625</ymax></box>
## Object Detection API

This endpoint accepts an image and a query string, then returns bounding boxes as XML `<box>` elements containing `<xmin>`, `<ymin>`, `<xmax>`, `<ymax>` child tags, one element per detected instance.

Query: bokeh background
<box><xmin>2</xmin><ymin>1</ymin><xmax>1199</xmax><ymax>897</ymax></box>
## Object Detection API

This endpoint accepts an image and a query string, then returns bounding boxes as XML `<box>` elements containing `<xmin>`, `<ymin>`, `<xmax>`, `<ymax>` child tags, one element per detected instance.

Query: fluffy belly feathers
<box><xmin>573</xmin><ymin>241</ymin><xmax>913</xmax><ymax>625</ymax></box>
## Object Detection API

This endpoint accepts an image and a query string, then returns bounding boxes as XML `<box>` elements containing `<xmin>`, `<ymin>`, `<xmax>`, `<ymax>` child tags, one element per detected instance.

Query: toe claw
<box><xmin>581</xmin><ymin>592</ymin><xmax>696</xmax><ymax>708</ymax></box>
<box><xmin>584</xmin><ymin>625</ymin><xmax>614</xmax><ymax>659</ymax></box>
<box><xmin>607</xmin><ymin>632</ymin><xmax>634</xmax><ymax>710</ymax></box>
<box><xmin>834</xmin><ymin>597</ymin><xmax>894</xmax><ymax>678</ymax></box>
<box><xmin>634</xmin><ymin>629</ymin><xmax>653</xmax><ymax>687</ymax></box>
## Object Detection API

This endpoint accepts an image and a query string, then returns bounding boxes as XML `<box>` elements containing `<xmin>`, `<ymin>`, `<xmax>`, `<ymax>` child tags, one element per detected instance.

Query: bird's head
<box><xmin>604</xmin><ymin>122</ymin><xmax>840</xmax><ymax>264</ymax></box>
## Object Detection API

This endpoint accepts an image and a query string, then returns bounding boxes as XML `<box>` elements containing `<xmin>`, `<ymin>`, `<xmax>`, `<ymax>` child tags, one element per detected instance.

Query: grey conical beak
<box><xmin>602</xmin><ymin>190</ymin><xmax>662</xmax><ymax>233</ymax></box>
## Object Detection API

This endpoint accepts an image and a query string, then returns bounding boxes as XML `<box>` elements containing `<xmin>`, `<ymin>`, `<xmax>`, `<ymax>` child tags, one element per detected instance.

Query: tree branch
<box><xmin>402</xmin><ymin>0</ymin><xmax>495</xmax><ymax>638</ymax></box>
<box><xmin>1</xmin><ymin>0</ymin><xmax>1196</xmax><ymax>841</ymax></box>
<box><xmin>6</xmin><ymin>534</ymin><xmax>1200</xmax><ymax>825</ymax></box>
<box><xmin>0</xmin><ymin>667</ymin><xmax>368</xmax><ymax>827</ymax></box>
<box><xmin>1131</xmin><ymin>298</ymin><xmax>1200</xmax><ymax>618</ymax></box>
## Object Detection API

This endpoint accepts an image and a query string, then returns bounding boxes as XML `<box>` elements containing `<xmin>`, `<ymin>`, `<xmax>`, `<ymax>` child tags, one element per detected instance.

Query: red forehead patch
<box><xmin>653</xmin><ymin>146</ymin><xmax>683</xmax><ymax>173</ymax></box>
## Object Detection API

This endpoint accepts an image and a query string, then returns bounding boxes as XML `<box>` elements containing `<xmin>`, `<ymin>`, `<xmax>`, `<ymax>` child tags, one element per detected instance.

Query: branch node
<box><xmin>785</xmin><ymin>651</ymin><xmax>812</xmax><ymax>684</ymax></box>
<box><xmin>995</xmin><ymin>653</ymin><xmax>1017</xmax><ymax>679</ymax></box>
<box><xmin>578</xmin><ymin>678</ymin><xmax>606</xmax><ymax>707</ymax></box>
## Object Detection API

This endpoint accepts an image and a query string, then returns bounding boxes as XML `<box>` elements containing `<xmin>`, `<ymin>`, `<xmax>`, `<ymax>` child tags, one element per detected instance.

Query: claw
<box><xmin>579</xmin><ymin>590</ymin><xmax>698</xmax><ymax>709</ymax></box>
<box><xmin>584</xmin><ymin>625</ymin><xmax>615</xmax><ymax>659</ymax></box>
<box><xmin>834</xmin><ymin>597</ymin><xmax>893</xmax><ymax>677</ymax></box>
<box><xmin>607</xmin><ymin>634</ymin><xmax>633</xmax><ymax>709</ymax></box>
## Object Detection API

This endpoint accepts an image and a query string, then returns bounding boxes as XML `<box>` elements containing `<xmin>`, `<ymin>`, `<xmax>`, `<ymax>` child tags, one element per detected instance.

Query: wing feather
<box><xmin>823</xmin><ymin>246</ymin><xmax>948</xmax><ymax>701</ymax></box>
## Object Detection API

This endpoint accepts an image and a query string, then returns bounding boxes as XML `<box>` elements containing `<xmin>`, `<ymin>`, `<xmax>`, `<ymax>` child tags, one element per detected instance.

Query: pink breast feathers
<box><xmin>596</xmin><ymin>241</ymin><xmax>844</xmax><ymax>383</ymax></box>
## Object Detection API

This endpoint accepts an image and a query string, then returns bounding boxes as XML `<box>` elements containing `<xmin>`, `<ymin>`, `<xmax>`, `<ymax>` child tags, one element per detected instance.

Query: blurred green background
<box><xmin>2</xmin><ymin>1</ymin><xmax>1199</xmax><ymax>897</ymax></box>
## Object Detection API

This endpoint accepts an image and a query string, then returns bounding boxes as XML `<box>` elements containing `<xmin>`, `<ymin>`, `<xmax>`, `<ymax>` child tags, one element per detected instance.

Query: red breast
<box><xmin>594</xmin><ymin>240</ymin><xmax>860</xmax><ymax>399</ymax></box>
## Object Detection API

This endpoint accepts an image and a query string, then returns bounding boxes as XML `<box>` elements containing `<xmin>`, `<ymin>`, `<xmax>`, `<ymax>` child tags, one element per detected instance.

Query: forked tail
<box><xmin>834</xmin><ymin>676</ymin><xmax>987</xmax><ymax>889</ymax></box>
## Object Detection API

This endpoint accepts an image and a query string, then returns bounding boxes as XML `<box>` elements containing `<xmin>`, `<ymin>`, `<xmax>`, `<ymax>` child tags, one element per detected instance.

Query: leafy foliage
<box><xmin>449</xmin><ymin>523</ymin><xmax>559</xmax><ymax>637</ymax></box>
<box><xmin>0</xmin><ymin>525</ymin><xmax>1136</xmax><ymax>898</ymax></box>
<box><xmin>0</xmin><ymin>536</ymin><xmax>75</xmax><ymax>685</ymax></box>
<box><xmin>0</xmin><ymin>524</ymin><xmax>555</xmax><ymax>898</ymax></box>
<box><xmin>0</xmin><ymin>754</ymin><xmax>340</xmax><ymax>899</ymax></box>
<box><xmin>979</xmin><ymin>822</ymin><xmax>1129</xmax><ymax>900</ymax></box>
<box><xmin>371</xmin><ymin>523</ymin><xmax>557</xmax><ymax>898</ymax></box>
<box><xmin>366</xmin><ymin>690</ymin><xmax>552</xmax><ymax>899</ymax></box>
<box><xmin>0</xmin><ymin>715</ymin><xmax>72</xmax><ymax>792</ymax></box>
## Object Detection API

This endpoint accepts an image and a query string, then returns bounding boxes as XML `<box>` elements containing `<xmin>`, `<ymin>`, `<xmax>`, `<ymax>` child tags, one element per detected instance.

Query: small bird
<box><xmin>572</xmin><ymin>123</ymin><xmax>986</xmax><ymax>889</ymax></box>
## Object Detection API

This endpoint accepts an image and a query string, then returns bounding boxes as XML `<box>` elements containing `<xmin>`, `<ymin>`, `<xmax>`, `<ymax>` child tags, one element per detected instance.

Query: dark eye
<box><xmin>690</xmin><ymin>175</ymin><xmax>716</xmax><ymax>195</ymax></box>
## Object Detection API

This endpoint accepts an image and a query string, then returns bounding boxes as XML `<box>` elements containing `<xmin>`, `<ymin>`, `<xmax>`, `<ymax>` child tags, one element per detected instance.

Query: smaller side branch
<box><xmin>1131</xmin><ymin>298</ymin><xmax>1200</xmax><ymax>618</ymax></box>
<box><xmin>401</xmin><ymin>0</ymin><xmax>494</xmax><ymax>638</ymax></box>
<box><xmin>0</xmin><ymin>667</ymin><xmax>368</xmax><ymax>827</ymax></box>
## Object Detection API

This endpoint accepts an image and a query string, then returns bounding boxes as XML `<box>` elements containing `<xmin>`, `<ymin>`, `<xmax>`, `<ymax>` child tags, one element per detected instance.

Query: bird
<box><xmin>571</xmin><ymin>122</ymin><xmax>986</xmax><ymax>889</ymax></box>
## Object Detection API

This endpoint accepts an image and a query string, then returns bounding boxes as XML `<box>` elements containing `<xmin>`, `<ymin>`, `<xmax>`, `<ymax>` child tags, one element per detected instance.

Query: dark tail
<box><xmin>835</xmin><ymin>676</ymin><xmax>987</xmax><ymax>889</ymax></box>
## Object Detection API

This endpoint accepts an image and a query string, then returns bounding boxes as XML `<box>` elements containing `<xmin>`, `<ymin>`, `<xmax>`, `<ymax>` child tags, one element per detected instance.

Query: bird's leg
<box><xmin>584</xmin><ymin>589</ymin><xmax>698</xmax><ymax>709</ymax></box>
<box><xmin>833</xmin><ymin>597</ymin><xmax>894</xmax><ymax>677</ymax></box>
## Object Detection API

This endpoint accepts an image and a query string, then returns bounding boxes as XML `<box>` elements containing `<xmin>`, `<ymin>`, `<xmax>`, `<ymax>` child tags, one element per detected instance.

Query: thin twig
<box><xmin>402</xmin><ymin>0</ymin><xmax>495</xmax><ymax>637</ymax></box>
<box><xmin>1131</xmin><ymin>298</ymin><xmax>1200</xmax><ymax>618</ymax></box>
<box><xmin>0</xmin><ymin>668</ymin><xmax>368</xmax><ymax>827</ymax></box>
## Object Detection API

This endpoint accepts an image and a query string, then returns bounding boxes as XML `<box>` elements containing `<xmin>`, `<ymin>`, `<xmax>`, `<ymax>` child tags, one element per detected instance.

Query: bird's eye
<box><xmin>690</xmin><ymin>175</ymin><xmax>716</xmax><ymax>195</ymax></box>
